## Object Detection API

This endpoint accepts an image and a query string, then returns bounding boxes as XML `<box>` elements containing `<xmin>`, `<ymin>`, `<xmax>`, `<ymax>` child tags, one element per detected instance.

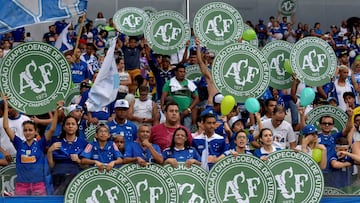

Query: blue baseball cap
<box><xmin>302</xmin><ymin>124</ymin><xmax>317</xmax><ymax>135</ymax></box>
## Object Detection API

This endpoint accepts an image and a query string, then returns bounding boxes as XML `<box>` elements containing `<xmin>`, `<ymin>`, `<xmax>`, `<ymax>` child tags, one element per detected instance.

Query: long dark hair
<box><xmin>59</xmin><ymin>115</ymin><xmax>80</xmax><ymax>139</ymax></box>
<box><xmin>169</xmin><ymin>127</ymin><xmax>191</xmax><ymax>152</ymax></box>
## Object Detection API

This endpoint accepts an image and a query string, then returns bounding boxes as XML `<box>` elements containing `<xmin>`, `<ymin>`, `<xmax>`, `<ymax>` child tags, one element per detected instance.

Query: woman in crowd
<box><xmin>2</xmin><ymin>95</ymin><xmax>59</xmax><ymax>196</ymax></box>
<box><xmin>47</xmin><ymin>115</ymin><xmax>88</xmax><ymax>195</ymax></box>
<box><xmin>162</xmin><ymin>127</ymin><xmax>201</xmax><ymax>168</ymax></box>
<box><xmin>254</xmin><ymin>128</ymin><xmax>281</xmax><ymax>160</ymax></box>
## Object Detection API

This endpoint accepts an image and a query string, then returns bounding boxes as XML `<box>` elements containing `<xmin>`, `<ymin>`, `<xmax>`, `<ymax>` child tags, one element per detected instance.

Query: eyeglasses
<box><xmin>321</xmin><ymin>122</ymin><xmax>334</xmax><ymax>126</ymax></box>
<box><xmin>237</xmin><ymin>136</ymin><xmax>247</xmax><ymax>140</ymax></box>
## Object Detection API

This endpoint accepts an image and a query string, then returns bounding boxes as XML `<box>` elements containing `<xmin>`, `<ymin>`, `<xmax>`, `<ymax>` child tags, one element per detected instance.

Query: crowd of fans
<box><xmin>0</xmin><ymin>10</ymin><xmax>360</xmax><ymax>196</ymax></box>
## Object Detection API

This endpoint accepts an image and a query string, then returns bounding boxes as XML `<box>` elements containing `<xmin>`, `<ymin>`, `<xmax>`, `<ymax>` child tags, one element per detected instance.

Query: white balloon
<box><xmin>350</xmin><ymin>50</ymin><xmax>356</xmax><ymax>58</ymax></box>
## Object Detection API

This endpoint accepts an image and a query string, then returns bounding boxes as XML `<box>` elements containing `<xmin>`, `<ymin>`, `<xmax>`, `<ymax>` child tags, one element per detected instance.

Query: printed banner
<box><xmin>193</xmin><ymin>2</ymin><xmax>244</xmax><ymax>52</ymax></box>
<box><xmin>144</xmin><ymin>10</ymin><xmax>190</xmax><ymax>55</ymax></box>
<box><xmin>113</xmin><ymin>7</ymin><xmax>149</xmax><ymax>36</ymax></box>
<box><xmin>0</xmin><ymin>0</ymin><xmax>87</xmax><ymax>33</ymax></box>
<box><xmin>0</xmin><ymin>42</ymin><xmax>72</xmax><ymax>115</ymax></box>
<box><xmin>212</xmin><ymin>43</ymin><xmax>270</xmax><ymax>103</ymax></box>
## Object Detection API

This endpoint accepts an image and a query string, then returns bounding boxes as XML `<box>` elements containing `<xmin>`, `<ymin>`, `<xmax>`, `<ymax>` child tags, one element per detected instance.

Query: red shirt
<box><xmin>150</xmin><ymin>123</ymin><xmax>192</xmax><ymax>151</ymax></box>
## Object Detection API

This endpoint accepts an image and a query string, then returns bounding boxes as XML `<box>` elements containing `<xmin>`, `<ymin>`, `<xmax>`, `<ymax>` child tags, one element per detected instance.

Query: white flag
<box><xmin>55</xmin><ymin>23</ymin><xmax>73</xmax><ymax>53</ymax></box>
<box><xmin>201</xmin><ymin>136</ymin><xmax>209</xmax><ymax>171</ymax></box>
<box><xmin>85</xmin><ymin>37</ymin><xmax>119</xmax><ymax>112</ymax></box>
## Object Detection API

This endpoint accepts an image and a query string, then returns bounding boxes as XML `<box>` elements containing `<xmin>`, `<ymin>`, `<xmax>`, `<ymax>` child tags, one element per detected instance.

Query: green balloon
<box><xmin>284</xmin><ymin>59</ymin><xmax>292</xmax><ymax>74</ymax></box>
<box><xmin>242</xmin><ymin>29</ymin><xmax>256</xmax><ymax>41</ymax></box>
<box><xmin>312</xmin><ymin>148</ymin><xmax>322</xmax><ymax>163</ymax></box>
<box><xmin>355</xmin><ymin>54</ymin><xmax>360</xmax><ymax>61</ymax></box>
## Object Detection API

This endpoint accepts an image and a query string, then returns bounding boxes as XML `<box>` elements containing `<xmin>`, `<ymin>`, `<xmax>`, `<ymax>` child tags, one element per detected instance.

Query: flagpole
<box><xmin>74</xmin><ymin>13</ymin><xmax>87</xmax><ymax>50</ymax></box>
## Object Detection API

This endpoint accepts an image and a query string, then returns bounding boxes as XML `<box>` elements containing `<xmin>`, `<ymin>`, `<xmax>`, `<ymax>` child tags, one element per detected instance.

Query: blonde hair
<box><xmin>338</xmin><ymin>65</ymin><xmax>348</xmax><ymax>72</ymax></box>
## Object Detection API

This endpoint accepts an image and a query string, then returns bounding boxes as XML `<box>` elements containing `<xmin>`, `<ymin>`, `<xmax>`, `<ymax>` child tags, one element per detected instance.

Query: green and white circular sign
<box><xmin>290</xmin><ymin>37</ymin><xmax>337</xmax><ymax>87</ymax></box>
<box><xmin>279</xmin><ymin>0</ymin><xmax>297</xmax><ymax>16</ymax></box>
<box><xmin>142</xmin><ymin>6</ymin><xmax>157</xmax><ymax>17</ymax></box>
<box><xmin>267</xmin><ymin>149</ymin><xmax>324</xmax><ymax>203</ymax></box>
<box><xmin>120</xmin><ymin>164</ymin><xmax>179</xmax><ymax>202</ymax></box>
<box><xmin>240</xmin><ymin>24</ymin><xmax>259</xmax><ymax>48</ymax></box>
<box><xmin>324</xmin><ymin>187</ymin><xmax>347</xmax><ymax>195</ymax></box>
<box><xmin>206</xmin><ymin>154</ymin><xmax>276</xmax><ymax>203</ymax></box>
<box><xmin>306</xmin><ymin>105</ymin><xmax>348</xmax><ymax>134</ymax></box>
<box><xmin>186</xmin><ymin>64</ymin><xmax>202</xmax><ymax>82</ymax></box>
<box><xmin>144</xmin><ymin>10</ymin><xmax>190</xmax><ymax>55</ymax></box>
<box><xmin>262</xmin><ymin>40</ymin><xmax>293</xmax><ymax>89</ymax></box>
<box><xmin>165</xmin><ymin>163</ymin><xmax>208</xmax><ymax>203</ymax></box>
<box><xmin>65</xmin><ymin>167</ymin><xmax>138</xmax><ymax>203</ymax></box>
<box><xmin>212</xmin><ymin>43</ymin><xmax>270</xmax><ymax>103</ymax></box>
<box><xmin>0</xmin><ymin>42</ymin><xmax>71</xmax><ymax>115</ymax></box>
<box><xmin>113</xmin><ymin>7</ymin><xmax>149</xmax><ymax>36</ymax></box>
<box><xmin>193</xmin><ymin>2</ymin><xmax>244</xmax><ymax>52</ymax></box>
<box><xmin>0</xmin><ymin>164</ymin><xmax>16</xmax><ymax>196</ymax></box>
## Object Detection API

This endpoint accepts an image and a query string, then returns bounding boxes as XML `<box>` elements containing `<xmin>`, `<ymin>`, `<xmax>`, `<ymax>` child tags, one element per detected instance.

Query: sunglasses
<box><xmin>321</xmin><ymin>122</ymin><xmax>334</xmax><ymax>126</ymax></box>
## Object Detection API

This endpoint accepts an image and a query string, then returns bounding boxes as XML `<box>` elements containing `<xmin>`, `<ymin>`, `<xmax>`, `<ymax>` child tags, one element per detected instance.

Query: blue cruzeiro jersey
<box><xmin>318</xmin><ymin>131</ymin><xmax>342</xmax><ymax>171</ymax></box>
<box><xmin>106</xmin><ymin>120</ymin><xmax>138</xmax><ymax>143</ymax></box>
<box><xmin>162</xmin><ymin>147</ymin><xmax>201</xmax><ymax>163</ymax></box>
<box><xmin>50</xmin><ymin>136</ymin><xmax>88</xmax><ymax>175</ymax></box>
<box><xmin>13</xmin><ymin>135</ymin><xmax>47</xmax><ymax>183</ymax></box>
<box><xmin>192</xmin><ymin>133</ymin><xmax>227</xmax><ymax>158</ymax></box>
<box><xmin>124</xmin><ymin>142</ymin><xmax>162</xmax><ymax>163</ymax></box>
<box><xmin>80</xmin><ymin>140</ymin><xmax>122</xmax><ymax>164</ymax></box>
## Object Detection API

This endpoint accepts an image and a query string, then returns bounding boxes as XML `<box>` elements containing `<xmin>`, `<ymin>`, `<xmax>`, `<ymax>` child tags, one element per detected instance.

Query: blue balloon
<box><xmin>300</xmin><ymin>87</ymin><xmax>315</xmax><ymax>107</ymax></box>
<box><xmin>245</xmin><ymin>98</ymin><xmax>260</xmax><ymax>113</ymax></box>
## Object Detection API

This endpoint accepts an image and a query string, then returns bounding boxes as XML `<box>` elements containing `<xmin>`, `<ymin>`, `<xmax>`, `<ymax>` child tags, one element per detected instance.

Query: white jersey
<box><xmin>256</xmin><ymin>118</ymin><xmax>296</xmax><ymax>149</ymax></box>
<box><xmin>0</xmin><ymin>114</ymin><xmax>31</xmax><ymax>156</ymax></box>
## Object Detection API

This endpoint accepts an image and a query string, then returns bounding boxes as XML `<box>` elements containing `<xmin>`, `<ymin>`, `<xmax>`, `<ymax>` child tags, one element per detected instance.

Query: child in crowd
<box><xmin>2</xmin><ymin>95</ymin><xmax>60</xmax><ymax>196</ymax></box>
<box><xmin>254</xmin><ymin>128</ymin><xmax>281</xmax><ymax>160</ymax></box>
<box><xmin>327</xmin><ymin>137</ymin><xmax>355</xmax><ymax>188</ymax></box>
<box><xmin>80</xmin><ymin>123</ymin><xmax>123</xmax><ymax>171</ymax></box>
<box><xmin>113</xmin><ymin>134</ymin><xmax>125</xmax><ymax>155</ymax></box>
<box><xmin>163</xmin><ymin>127</ymin><xmax>201</xmax><ymax>168</ymax></box>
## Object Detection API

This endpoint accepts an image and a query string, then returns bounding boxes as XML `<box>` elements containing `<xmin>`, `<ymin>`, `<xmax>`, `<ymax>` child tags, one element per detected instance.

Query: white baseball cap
<box><xmin>114</xmin><ymin>99</ymin><xmax>129</xmax><ymax>109</ymax></box>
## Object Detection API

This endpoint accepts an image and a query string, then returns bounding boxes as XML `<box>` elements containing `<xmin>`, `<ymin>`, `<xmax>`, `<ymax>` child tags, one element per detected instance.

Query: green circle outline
<box><xmin>64</xmin><ymin>167</ymin><xmax>138</xmax><ymax>202</ymax></box>
<box><xmin>113</xmin><ymin>7</ymin><xmax>149</xmax><ymax>36</ymax></box>
<box><xmin>144</xmin><ymin>10</ymin><xmax>190</xmax><ymax>55</ymax></box>
<box><xmin>262</xmin><ymin>40</ymin><xmax>294</xmax><ymax>89</ymax></box>
<box><xmin>193</xmin><ymin>2</ymin><xmax>244</xmax><ymax>51</ymax></box>
<box><xmin>0</xmin><ymin>42</ymin><xmax>71</xmax><ymax>115</ymax></box>
<box><xmin>212</xmin><ymin>43</ymin><xmax>270</xmax><ymax>102</ymax></box>
<box><xmin>267</xmin><ymin>150</ymin><xmax>324</xmax><ymax>203</ymax></box>
<box><xmin>290</xmin><ymin>37</ymin><xmax>336</xmax><ymax>87</ymax></box>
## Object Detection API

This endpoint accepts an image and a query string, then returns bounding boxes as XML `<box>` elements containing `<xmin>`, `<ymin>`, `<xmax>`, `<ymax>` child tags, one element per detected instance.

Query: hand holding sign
<box><xmin>300</xmin><ymin>87</ymin><xmax>315</xmax><ymax>107</ymax></box>
<box><xmin>245</xmin><ymin>97</ymin><xmax>260</xmax><ymax>113</ymax></box>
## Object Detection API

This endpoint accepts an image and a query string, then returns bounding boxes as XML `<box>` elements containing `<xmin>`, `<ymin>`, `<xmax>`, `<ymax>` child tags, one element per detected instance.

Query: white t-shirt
<box><xmin>255</xmin><ymin>118</ymin><xmax>296</xmax><ymax>149</ymax></box>
<box><xmin>0</xmin><ymin>114</ymin><xmax>31</xmax><ymax>156</ymax></box>
<box><xmin>334</xmin><ymin>78</ymin><xmax>353</xmax><ymax>111</ymax></box>
<box><xmin>118</xmin><ymin>71</ymin><xmax>130</xmax><ymax>93</ymax></box>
